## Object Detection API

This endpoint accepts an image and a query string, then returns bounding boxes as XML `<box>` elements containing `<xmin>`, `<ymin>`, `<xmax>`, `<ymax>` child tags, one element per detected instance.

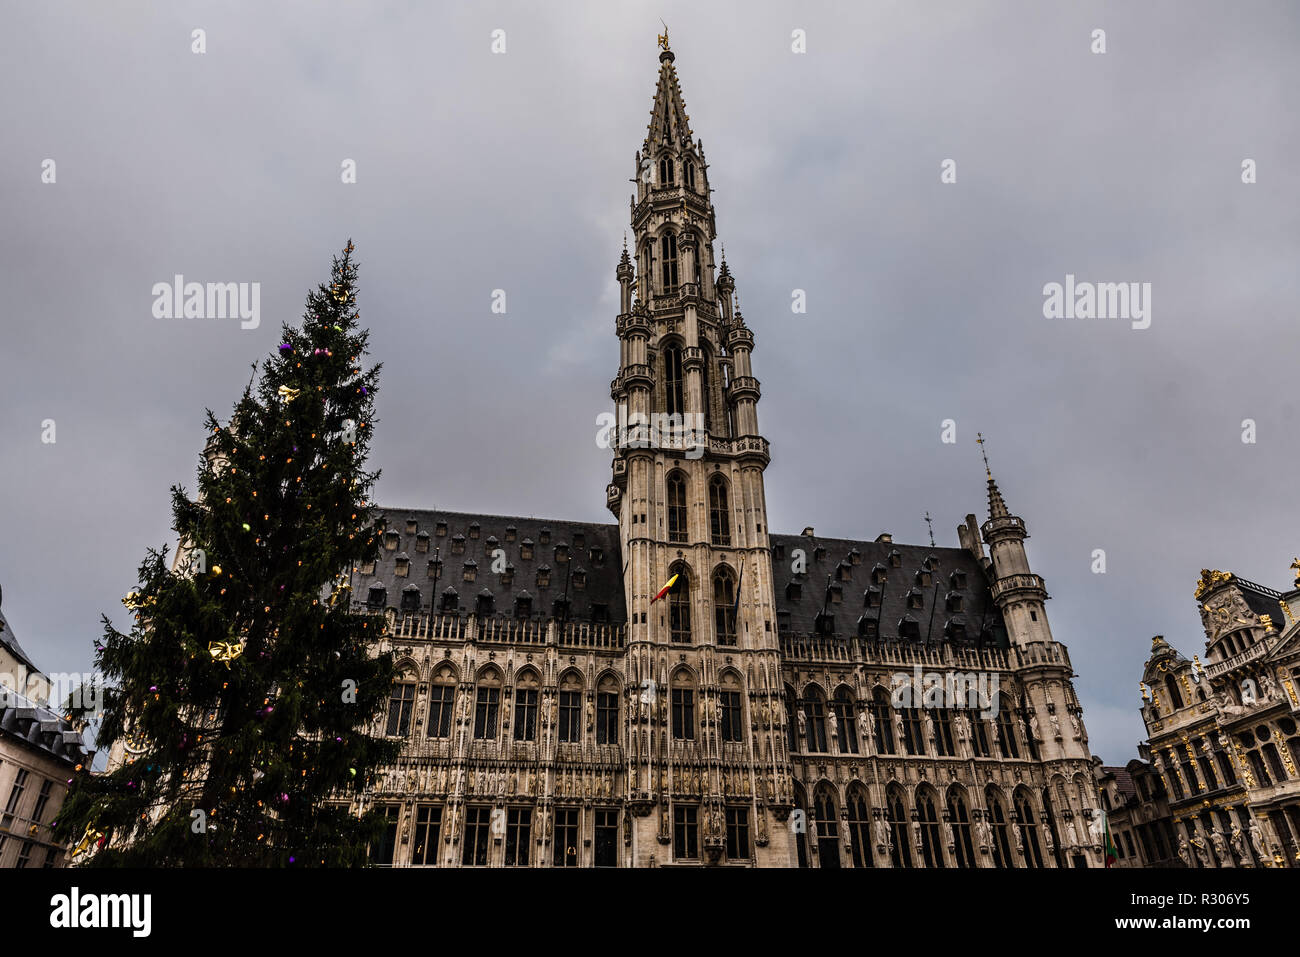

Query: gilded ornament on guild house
<box><xmin>1194</xmin><ymin>569</ymin><xmax>1234</xmax><ymax>600</ymax></box>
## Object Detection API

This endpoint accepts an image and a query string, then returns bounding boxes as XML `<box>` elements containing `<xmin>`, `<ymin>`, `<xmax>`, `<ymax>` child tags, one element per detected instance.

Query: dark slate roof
<box><xmin>0</xmin><ymin>687</ymin><xmax>89</xmax><ymax>767</ymax></box>
<box><xmin>770</xmin><ymin>533</ymin><xmax>1006</xmax><ymax>646</ymax></box>
<box><xmin>359</xmin><ymin>509</ymin><xmax>627</xmax><ymax>624</ymax></box>
<box><xmin>0</xmin><ymin>606</ymin><xmax>38</xmax><ymax>672</ymax></box>
<box><xmin>1102</xmin><ymin>764</ymin><xmax>1138</xmax><ymax>802</ymax></box>
<box><xmin>1232</xmin><ymin>577</ymin><xmax>1285</xmax><ymax>620</ymax></box>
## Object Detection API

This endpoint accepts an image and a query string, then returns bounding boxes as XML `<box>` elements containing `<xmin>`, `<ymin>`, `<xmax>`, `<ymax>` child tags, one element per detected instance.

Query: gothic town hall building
<box><xmin>349</xmin><ymin>41</ymin><xmax>1102</xmax><ymax>869</ymax></box>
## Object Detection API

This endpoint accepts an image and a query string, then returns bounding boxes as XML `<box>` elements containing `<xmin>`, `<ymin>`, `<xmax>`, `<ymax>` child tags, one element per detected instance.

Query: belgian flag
<box><xmin>651</xmin><ymin>573</ymin><xmax>679</xmax><ymax>604</ymax></box>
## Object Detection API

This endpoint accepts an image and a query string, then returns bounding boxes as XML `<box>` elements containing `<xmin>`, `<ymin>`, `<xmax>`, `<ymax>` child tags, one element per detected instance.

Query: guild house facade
<box><xmin>345</xmin><ymin>39</ymin><xmax>1103</xmax><ymax>869</ymax></box>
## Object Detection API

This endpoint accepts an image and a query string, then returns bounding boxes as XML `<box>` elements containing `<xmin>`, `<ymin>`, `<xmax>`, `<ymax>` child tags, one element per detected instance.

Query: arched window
<box><xmin>708</xmin><ymin>474</ymin><xmax>731</xmax><ymax>546</ymax></box>
<box><xmin>917</xmin><ymin>788</ymin><xmax>944</xmax><ymax>868</ymax></box>
<box><xmin>933</xmin><ymin>708</ymin><xmax>954</xmax><ymax>757</ymax></box>
<box><xmin>669</xmin><ymin>562</ymin><xmax>692</xmax><ymax>643</ymax></box>
<box><xmin>663</xmin><ymin>343</ymin><xmax>684</xmax><ymax>417</ymax></box>
<box><xmin>658</xmin><ymin>155</ymin><xmax>674</xmax><ymax>186</ymax></box>
<box><xmin>513</xmin><ymin>668</ymin><xmax>540</xmax><ymax>742</ymax></box>
<box><xmin>887</xmin><ymin>787</ymin><xmax>912</xmax><ymax>868</ymax></box>
<box><xmin>596</xmin><ymin>674</ymin><xmax>619</xmax><ymax>745</ymax></box>
<box><xmin>784</xmin><ymin>684</ymin><xmax>800</xmax><ymax>754</ymax></box>
<box><xmin>969</xmin><ymin>708</ymin><xmax>991</xmax><ymax>757</ymax></box>
<box><xmin>803</xmin><ymin>687</ymin><xmax>828</xmax><ymax>753</ymax></box>
<box><xmin>473</xmin><ymin>668</ymin><xmax>502</xmax><ymax>740</ymax></box>
<box><xmin>793</xmin><ymin>784</ymin><xmax>810</xmax><ymax>868</ymax></box>
<box><xmin>671</xmin><ymin>668</ymin><xmax>695</xmax><ymax>740</ymax></box>
<box><xmin>558</xmin><ymin>671</ymin><xmax>583</xmax><ymax>744</ymax></box>
<box><xmin>846</xmin><ymin>786</ymin><xmax>873</xmax><ymax>867</ymax></box>
<box><xmin>386</xmin><ymin>672</ymin><xmax>416</xmax><ymax>736</ymax></box>
<box><xmin>1164</xmin><ymin>675</ymin><xmax>1184</xmax><ymax>711</ymax></box>
<box><xmin>700</xmin><ymin>346</ymin><xmax>713</xmax><ymax>432</ymax></box>
<box><xmin>996</xmin><ymin>707</ymin><xmax>1020</xmax><ymax>758</ymax></box>
<box><xmin>719</xmin><ymin>670</ymin><xmax>743</xmax><ymax>743</ymax></box>
<box><xmin>833</xmin><ymin>688</ymin><xmax>858</xmax><ymax>754</ymax></box>
<box><xmin>427</xmin><ymin>663</ymin><xmax>457</xmax><ymax>738</ymax></box>
<box><xmin>713</xmin><ymin>565</ymin><xmax>737</xmax><ymax>646</ymax></box>
<box><xmin>871</xmin><ymin>687</ymin><xmax>895</xmax><ymax>754</ymax></box>
<box><xmin>660</xmin><ymin>232</ymin><xmax>679</xmax><ymax>292</ymax></box>
<box><xmin>902</xmin><ymin>704</ymin><xmax>925</xmax><ymax>756</ymax></box>
<box><xmin>814</xmin><ymin>786</ymin><xmax>840</xmax><ymax>868</ymax></box>
<box><xmin>1016</xmin><ymin>791</ymin><xmax>1045</xmax><ymax>868</ymax></box>
<box><xmin>948</xmin><ymin>789</ymin><xmax>976</xmax><ymax>868</ymax></box>
<box><xmin>685</xmin><ymin>159</ymin><xmax>696</xmax><ymax>189</ymax></box>
<box><xmin>986</xmin><ymin>789</ymin><xmax>1015</xmax><ymax>868</ymax></box>
<box><xmin>666</xmin><ymin>470</ymin><xmax>687</xmax><ymax>544</ymax></box>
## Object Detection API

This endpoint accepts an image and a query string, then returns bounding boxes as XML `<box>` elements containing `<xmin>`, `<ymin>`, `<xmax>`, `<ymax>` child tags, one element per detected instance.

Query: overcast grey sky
<box><xmin>3</xmin><ymin>1</ymin><xmax>1297</xmax><ymax>765</ymax></box>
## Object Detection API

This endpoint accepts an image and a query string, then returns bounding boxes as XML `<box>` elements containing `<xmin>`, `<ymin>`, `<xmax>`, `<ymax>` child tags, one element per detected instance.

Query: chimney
<box><xmin>874</xmin><ymin>533</ymin><xmax>892</xmax><ymax>544</ymax></box>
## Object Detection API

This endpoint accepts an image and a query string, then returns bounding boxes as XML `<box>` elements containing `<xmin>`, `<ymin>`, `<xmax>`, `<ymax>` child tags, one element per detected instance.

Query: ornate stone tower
<box><xmin>982</xmin><ymin>467</ymin><xmax>1102</xmax><ymax>864</ymax></box>
<box><xmin>607</xmin><ymin>36</ymin><xmax>794</xmax><ymax>866</ymax></box>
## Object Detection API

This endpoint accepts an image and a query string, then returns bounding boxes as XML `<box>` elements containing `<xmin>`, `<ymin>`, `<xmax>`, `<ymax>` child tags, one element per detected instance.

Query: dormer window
<box><xmin>501</xmin><ymin>563</ymin><xmax>515</xmax><ymax>587</ymax></box>
<box><xmin>555</xmin><ymin>544</ymin><xmax>570</xmax><ymax>564</ymax></box>
<box><xmin>949</xmin><ymin>570</ymin><xmax>968</xmax><ymax>589</ymax></box>
<box><xmin>394</xmin><ymin>553</ymin><xmax>410</xmax><ymax>577</ymax></box>
<box><xmin>946</xmin><ymin>592</ymin><xmax>964</xmax><ymax>612</ymax></box>
<box><xmin>427</xmin><ymin>558</ymin><xmax>443</xmax><ymax>579</ymax></box>
<box><xmin>485</xmin><ymin>535</ymin><xmax>499</xmax><ymax>551</ymax></box>
<box><xmin>539</xmin><ymin>527</ymin><xmax>551</xmax><ymax>545</ymax></box>
<box><xmin>573</xmin><ymin>532</ymin><xmax>586</xmax><ymax>549</ymax></box>
<box><xmin>415</xmin><ymin>530</ymin><xmax>430</xmax><ymax>553</ymax></box>
<box><xmin>772</xmin><ymin>543</ymin><xmax>785</xmax><ymax>562</ymax></box>
<box><xmin>906</xmin><ymin>588</ymin><xmax>924</xmax><ymax>610</ymax></box>
<box><xmin>573</xmin><ymin>568</ymin><xmax>587</xmax><ymax>590</ymax></box>
<box><xmin>814</xmin><ymin>611</ymin><xmax>835</xmax><ymax>636</ymax></box>
<box><xmin>848</xmin><ymin>549</ymin><xmax>862</xmax><ymax>566</ymax></box>
<box><xmin>367</xmin><ymin>582</ymin><xmax>387</xmax><ymax>610</ymax></box>
<box><xmin>400</xmin><ymin>584</ymin><xmax>420</xmax><ymax>613</ymax></box>
<box><xmin>836</xmin><ymin>561</ymin><xmax>852</xmax><ymax>583</ymax></box>
<box><xmin>829</xmin><ymin>583</ymin><xmax>843</xmax><ymax>604</ymax></box>
<box><xmin>384</xmin><ymin>530</ymin><xmax>399</xmax><ymax>551</ymax></box>
<box><xmin>360</xmin><ymin>559</ymin><xmax>375</xmax><ymax>576</ymax></box>
<box><xmin>440</xmin><ymin>587</ymin><xmax>458</xmax><ymax>612</ymax></box>
<box><xmin>515</xmin><ymin>592</ymin><xmax>532</xmax><ymax>619</ymax></box>
<box><xmin>777</xmin><ymin>610</ymin><xmax>791</xmax><ymax>633</ymax></box>
<box><xmin>536</xmin><ymin>565</ymin><xmax>551</xmax><ymax>588</ymax></box>
<box><xmin>898</xmin><ymin>615</ymin><xmax>921</xmax><ymax>640</ymax></box>
<box><xmin>786</xmin><ymin>581</ymin><xmax>802</xmax><ymax>602</ymax></box>
<box><xmin>814</xmin><ymin>547</ymin><xmax>826</xmax><ymax>563</ymax></box>
<box><xmin>588</xmin><ymin>546</ymin><xmax>605</xmax><ymax>566</ymax></box>
<box><xmin>591</xmin><ymin>602</ymin><xmax>609</xmax><ymax>623</ymax></box>
<box><xmin>858</xmin><ymin>615</ymin><xmax>879</xmax><ymax>640</ymax></box>
<box><xmin>504</xmin><ymin>526</ymin><xmax>517</xmax><ymax>542</ymax></box>
<box><xmin>469</xmin><ymin>522</ymin><xmax>481</xmax><ymax>539</ymax></box>
<box><xmin>520</xmin><ymin>539</ymin><xmax>534</xmax><ymax>560</ymax></box>
<box><xmin>463</xmin><ymin>560</ymin><xmax>477</xmax><ymax>583</ymax></box>
<box><xmin>871</xmin><ymin>564</ymin><xmax>888</xmax><ymax>585</ymax></box>
<box><xmin>915</xmin><ymin>569</ymin><xmax>932</xmax><ymax>588</ymax></box>
<box><xmin>888</xmin><ymin>549</ymin><xmax>902</xmax><ymax>568</ymax></box>
<box><xmin>476</xmin><ymin>588</ymin><xmax>495</xmax><ymax>616</ymax></box>
<box><xmin>435</xmin><ymin>521</ymin><xmax>448</xmax><ymax>537</ymax></box>
<box><xmin>864</xmin><ymin>587</ymin><xmax>882</xmax><ymax>609</ymax></box>
<box><xmin>944</xmin><ymin>617</ymin><xmax>967</xmax><ymax>641</ymax></box>
<box><xmin>450</xmin><ymin>534</ymin><xmax>465</xmax><ymax>555</ymax></box>
<box><xmin>405</xmin><ymin>519</ymin><xmax>418</xmax><ymax>535</ymax></box>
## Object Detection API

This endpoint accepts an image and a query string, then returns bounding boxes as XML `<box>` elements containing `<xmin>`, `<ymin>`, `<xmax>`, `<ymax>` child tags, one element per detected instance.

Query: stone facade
<box><xmin>342</xmin><ymin>40</ymin><xmax>1104</xmax><ymax>868</ymax></box>
<box><xmin>1108</xmin><ymin>567</ymin><xmax>1300</xmax><ymax>867</ymax></box>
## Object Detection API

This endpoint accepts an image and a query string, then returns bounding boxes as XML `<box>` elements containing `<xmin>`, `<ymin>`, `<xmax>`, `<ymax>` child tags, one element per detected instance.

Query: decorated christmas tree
<box><xmin>55</xmin><ymin>241</ymin><xmax>401</xmax><ymax>866</ymax></box>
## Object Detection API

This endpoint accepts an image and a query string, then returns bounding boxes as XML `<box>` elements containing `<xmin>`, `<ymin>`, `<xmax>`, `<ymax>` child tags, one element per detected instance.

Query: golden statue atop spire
<box><xmin>658</xmin><ymin>22</ymin><xmax>670</xmax><ymax>51</ymax></box>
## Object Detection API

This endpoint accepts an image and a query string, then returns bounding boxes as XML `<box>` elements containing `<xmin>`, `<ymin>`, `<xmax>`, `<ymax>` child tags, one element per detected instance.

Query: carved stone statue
<box><xmin>1210</xmin><ymin>828</ymin><xmax>1232</xmax><ymax>866</ymax></box>
<box><xmin>892</xmin><ymin>709</ymin><xmax>905</xmax><ymax>748</ymax></box>
<box><xmin>1177</xmin><ymin>836</ymin><xmax>1191</xmax><ymax>867</ymax></box>
<box><xmin>797</xmin><ymin>709</ymin><xmax>807</xmax><ymax>738</ymax></box>
<box><xmin>976</xmin><ymin>815</ymin><xmax>992</xmax><ymax>849</ymax></box>
<box><xmin>828</xmin><ymin>709</ymin><xmax>839</xmax><ymax>744</ymax></box>
<box><xmin>1088</xmin><ymin>815</ymin><xmax>1103</xmax><ymax>845</ymax></box>
<box><xmin>1043</xmin><ymin>824</ymin><xmax>1054</xmax><ymax>854</ymax></box>
<box><xmin>841</xmin><ymin>825</ymin><xmax>854</xmax><ymax>861</ymax></box>
<box><xmin>1013</xmin><ymin>822</ymin><xmax>1023</xmax><ymax>853</ymax></box>
<box><xmin>859</xmin><ymin>710</ymin><xmax>875</xmax><ymax>751</ymax></box>
<box><xmin>1065</xmin><ymin>818</ymin><xmax>1079</xmax><ymax>847</ymax></box>
<box><xmin>1191</xmin><ymin>833</ymin><xmax>1212</xmax><ymax>868</ymax></box>
<box><xmin>1069</xmin><ymin>712</ymin><xmax>1081</xmax><ymax>739</ymax></box>
<box><xmin>1049</xmin><ymin>711</ymin><xmax>1061</xmax><ymax>739</ymax></box>
<box><xmin>1029</xmin><ymin>712</ymin><xmax>1041</xmax><ymax>742</ymax></box>
<box><xmin>874</xmin><ymin>817</ymin><xmax>891</xmax><ymax>850</ymax></box>
<box><xmin>945</xmin><ymin>821</ymin><xmax>957</xmax><ymax>851</ymax></box>
<box><xmin>1230</xmin><ymin>823</ymin><xmax>1248</xmax><ymax>864</ymax></box>
<box><xmin>1248</xmin><ymin>820</ymin><xmax>1267</xmax><ymax>860</ymax></box>
<box><xmin>1260</xmin><ymin>670</ymin><xmax>1278</xmax><ymax>701</ymax></box>
<box><xmin>922</xmin><ymin>710</ymin><xmax>935</xmax><ymax>744</ymax></box>
<box><xmin>508</xmin><ymin>770</ymin><xmax>517</xmax><ymax>795</ymax></box>
<box><xmin>911</xmin><ymin>819</ymin><xmax>923</xmax><ymax>852</ymax></box>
